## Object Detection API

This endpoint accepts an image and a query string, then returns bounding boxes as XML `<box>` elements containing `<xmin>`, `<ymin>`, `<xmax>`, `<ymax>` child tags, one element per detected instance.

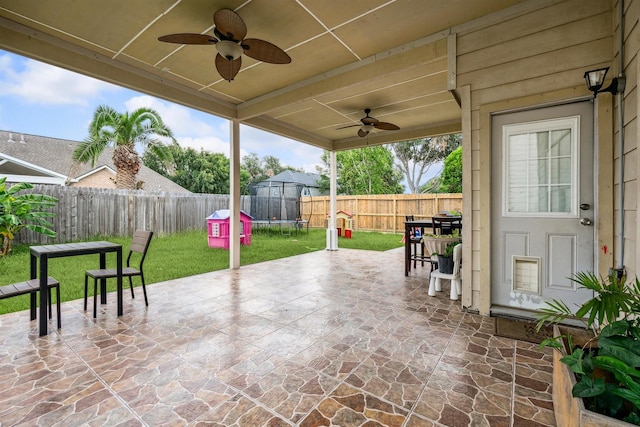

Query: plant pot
<box><xmin>552</xmin><ymin>325</ymin><xmax>636</xmax><ymax>427</ymax></box>
<box><xmin>437</xmin><ymin>255</ymin><xmax>454</xmax><ymax>274</ymax></box>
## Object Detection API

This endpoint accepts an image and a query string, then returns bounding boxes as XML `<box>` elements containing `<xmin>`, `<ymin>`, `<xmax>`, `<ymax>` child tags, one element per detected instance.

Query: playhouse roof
<box><xmin>206</xmin><ymin>210</ymin><xmax>252</xmax><ymax>220</ymax></box>
<box><xmin>327</xmin><ymin>210</ymin><xmax>353</xmax><ymax>217</ymax></box>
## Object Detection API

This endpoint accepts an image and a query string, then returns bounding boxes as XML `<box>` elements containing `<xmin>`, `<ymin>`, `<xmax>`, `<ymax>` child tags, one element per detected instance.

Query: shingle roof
<box><xmin>0</xmin><ymin>130</ymin><xmax>190</xmax><ymax>193</ymax></box>
<box><xmin>265</xmin><ymin>170</ymin><xmax>321</xmax><ymax>187</ymax></box>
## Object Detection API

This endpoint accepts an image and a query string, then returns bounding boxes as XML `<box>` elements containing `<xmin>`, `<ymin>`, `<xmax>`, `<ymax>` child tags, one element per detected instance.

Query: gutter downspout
<box><xmin>616</xmin><ymin>0</ymin><xmax>626</xmax><ymax>278</ymax></box>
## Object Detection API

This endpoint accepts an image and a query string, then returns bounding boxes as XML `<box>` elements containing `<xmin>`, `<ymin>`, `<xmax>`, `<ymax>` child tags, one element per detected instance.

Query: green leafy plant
<box><xmin>537</xmin><ymin>272</ymin><xmax>640</xmax><ymax>424</ymax></box>
<box><xmin>0</xmin><ymin>178</ymin><xmax>58</xmax><ymax>256</ymax></box>
<box><xmin>441</xmin><ymin>241</ymin><xmax>457</xmax><ymax>257</ymax></box>
<box><xmin>422</xmin><ymin>228</ymin><xmax>460</xmax><ymax>241</ymax></box>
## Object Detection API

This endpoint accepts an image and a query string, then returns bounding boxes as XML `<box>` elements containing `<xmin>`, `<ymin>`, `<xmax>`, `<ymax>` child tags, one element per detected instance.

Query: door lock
<box><xmin>580</xmin><ymin>218</ymin><xmax>593</xmax><ymax>226</ymax></box>
<box><xmin>580</xmin><ymin>203</ymin><xmax>590</xmax><ymax>211</ymax></box>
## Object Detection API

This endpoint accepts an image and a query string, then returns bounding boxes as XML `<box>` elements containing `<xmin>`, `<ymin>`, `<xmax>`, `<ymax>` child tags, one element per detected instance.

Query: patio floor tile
<box><xmin>0</xmin><ymin>248</ymin><xmax>555</xmax><ymax>426</ymax></box>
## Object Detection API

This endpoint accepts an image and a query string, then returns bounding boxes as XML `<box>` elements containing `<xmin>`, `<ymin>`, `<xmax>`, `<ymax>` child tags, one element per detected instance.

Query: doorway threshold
<box><xmin>491</xmin><ymin>305</ymin><xmax>585</xmax><ymax>329</ymax></box>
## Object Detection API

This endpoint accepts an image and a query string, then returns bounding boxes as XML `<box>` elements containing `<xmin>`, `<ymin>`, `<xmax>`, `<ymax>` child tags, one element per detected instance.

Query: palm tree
<box><xmin>72</xmin><ymin>105</ymin><xmax>175</xmax><ymax>189</ymax></box>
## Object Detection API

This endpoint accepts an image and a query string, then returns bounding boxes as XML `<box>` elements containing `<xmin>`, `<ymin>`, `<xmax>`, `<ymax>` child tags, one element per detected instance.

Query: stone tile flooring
<box><xmin>0</xmin><ymin>248</ymin><xmax>556</xmax><ymax>426</ymax></box>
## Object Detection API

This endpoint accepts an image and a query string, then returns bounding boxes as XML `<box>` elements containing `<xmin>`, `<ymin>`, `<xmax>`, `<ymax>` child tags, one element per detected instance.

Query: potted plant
<box><xmin>421</xmin><ymin>229</ymin><xmax>461</xmax><ymax>273</ymax></box>
<box><xmin>435</xmin><ymin>241</ymin><xmax>457</xmax><ymax>274</ymax></box>
<box><xmin>536</xmin><ymin>272</ymin><xmax>640</xmax><ymax>426</ymax></box>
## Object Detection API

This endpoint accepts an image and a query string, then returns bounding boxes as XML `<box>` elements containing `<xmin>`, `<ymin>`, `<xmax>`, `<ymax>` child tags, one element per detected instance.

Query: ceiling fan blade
<box><xmin>336</xmin><ymin>124</ymin><xmax>362</xmax><ymax>130</ymax></box>
<box><xmin>214</xmin><ymin>8</ymin><xmax>247</xmax><ymax>42</ymax></box>
<box><xmin>361</xmin><ymin>116</ymin><xmax>379</xmax><ymax>125</ymax></box>
<box><xmin>158</xmin><ymin>33</ymin><xmax>217</xmax><ymax>45</ymax></box>
<box><xmin>358</xmin><ymin>128</ymin><xmax>369</xmax><ymax>138</ymax></box>
<box><xmin>215</xmin><ymin>54</ymin><xmax>242</xmax><ymax>81</ymax></box>
<box><xmin>242</xmin><ymin>39</ymin><xmax>291</xmax><ymax>64</ymax></box>
<box><xmin>374</xmin><ymin>122</ymin><xmax>400</xmax><ymax>131</ymax></box>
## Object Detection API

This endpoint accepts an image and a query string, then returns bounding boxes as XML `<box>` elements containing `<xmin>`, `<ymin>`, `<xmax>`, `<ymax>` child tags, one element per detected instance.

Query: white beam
<box><xmin>229</xmin><ymin>119</ymin><xmax>241</xmax><ymax>269</ymax></box>
<box><xmin>326</xmin><ymin>151</ymin><xmax>338</xmax><ymax>251</ymax></box>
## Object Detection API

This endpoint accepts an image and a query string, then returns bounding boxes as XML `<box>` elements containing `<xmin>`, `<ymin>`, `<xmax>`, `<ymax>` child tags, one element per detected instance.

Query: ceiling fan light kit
<box><xmin>216</xmin><ymin>40</ymin><xmax>243</xmax><ymax>60</ymax></box>
<box><xmin>361</xmin><ymin>124</ymin><xmax>375</xmax><ymax>134</ymax></box>
<box><xmin>158</xmin><ymin>8</ymin><xmax>291</xmax><ymax>81</ymax></box>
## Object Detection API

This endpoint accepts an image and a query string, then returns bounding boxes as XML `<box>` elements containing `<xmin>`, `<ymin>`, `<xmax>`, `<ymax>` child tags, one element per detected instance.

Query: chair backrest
<box><xmin>127</xmin><ymin>230</ymin><xmax>154</xmax><ymax>268</ymax></box>
<box><xmin>405</xmin><ymin>215</ymin><xmax>419</xmax><ymax>237</ymax></box>
<box><xmin>432</xmin><ymin>216</ymin><xmax>461</xmax><ymax>235</ymax></box>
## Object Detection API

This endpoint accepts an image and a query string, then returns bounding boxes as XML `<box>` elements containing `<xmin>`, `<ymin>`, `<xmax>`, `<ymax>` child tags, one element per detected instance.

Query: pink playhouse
<box><xmin>206</xmin><ymin>210</ymin><xmax>252</xmax><ymax>249</ymax></box>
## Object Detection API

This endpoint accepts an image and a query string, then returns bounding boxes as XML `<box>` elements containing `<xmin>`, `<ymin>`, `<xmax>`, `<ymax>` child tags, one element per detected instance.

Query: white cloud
<box><xmin>0</xmin><ymin>54</ymin><xmax>119</xmax><ymax>105</ymax></box>
<box><xmin>124</xmin><ymin>96</ymin><xmax>219</xmax><ymax>136</ymax></box>
<box><xmin>239</xmin><ymin>125</ymin><xmax>323</xmax><ymax>172</ymax></box>
<box><xmin>0</xmin><ymin>51</ymin><xmax>324</xmax><ymax>174</ymax></box>
<box><xmin>124</xmin><ymin>95</ymin><xmax>234</xmax><ymax>152</ymax></box>
<box><xmin>123</xmin><ymin>96</ymin><xmax>323</xmax><ymax>171</ymax></box>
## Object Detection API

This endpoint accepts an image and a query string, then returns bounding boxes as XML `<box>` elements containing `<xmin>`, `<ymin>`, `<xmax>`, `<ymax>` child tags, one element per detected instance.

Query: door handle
<box><xmin>580</xmin><ymin>218</ymin><xmax>593</xmax><ymax>226</ymax></box>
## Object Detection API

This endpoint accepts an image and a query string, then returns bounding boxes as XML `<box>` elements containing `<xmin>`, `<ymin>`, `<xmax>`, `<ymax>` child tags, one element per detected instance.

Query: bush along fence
<box><xmin>13</xmin><ymin>184</ymin><xmax>462</xmax><ymax>244</ymax></box>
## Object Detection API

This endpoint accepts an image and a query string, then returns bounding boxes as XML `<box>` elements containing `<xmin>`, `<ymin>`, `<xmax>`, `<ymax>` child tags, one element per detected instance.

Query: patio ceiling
<box><xmin>0</xmin><ymin>0</ymin><xmax>525</xmax><ymax>152</ymax></box>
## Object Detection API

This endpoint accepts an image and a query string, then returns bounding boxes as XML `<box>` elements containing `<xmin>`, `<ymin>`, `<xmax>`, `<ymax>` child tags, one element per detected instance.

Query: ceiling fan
<box><xmin>337</xmin><ymin>109</ymin><xmax>400</xmax><ymax>137</ymax></box>
<box><xmin>158</xmin><ymin>8</ymin><xmax>291</xmax><ymax>82</ymax></box>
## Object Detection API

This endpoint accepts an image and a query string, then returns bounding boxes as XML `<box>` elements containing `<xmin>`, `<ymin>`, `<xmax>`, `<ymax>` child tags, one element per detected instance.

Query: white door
<box><xmin>491</xmin><ymin>101</ymin><xmax>595</xmax><ymax>313</ymax></box>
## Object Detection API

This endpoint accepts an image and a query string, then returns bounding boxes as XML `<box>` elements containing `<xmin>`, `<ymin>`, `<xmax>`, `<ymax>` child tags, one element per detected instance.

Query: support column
<box><xmin>229</xmin><ymin>119</ymin><xmax>241</xmax><ymax>269</ymax></box>
<box><xmin>326</xmin><ymin>150</ymin><xmax>338</xmax><ymax>250</ymax></box>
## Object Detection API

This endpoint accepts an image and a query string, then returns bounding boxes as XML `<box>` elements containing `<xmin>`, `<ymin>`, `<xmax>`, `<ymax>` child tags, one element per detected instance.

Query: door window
<box><xmin>502</xmin><ymin>116</ymin><xmax>579</xmax><ymax>217</ymax></box>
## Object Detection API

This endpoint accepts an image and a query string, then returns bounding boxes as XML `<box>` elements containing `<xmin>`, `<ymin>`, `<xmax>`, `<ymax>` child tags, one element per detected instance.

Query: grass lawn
<box><xmin>0</xmin><ymin>228</ymin><xmax>403</xmax><ymax>315</ymax></box>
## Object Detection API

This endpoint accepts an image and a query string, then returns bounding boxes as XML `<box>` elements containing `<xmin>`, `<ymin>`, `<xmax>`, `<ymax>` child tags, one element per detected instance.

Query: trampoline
<box><xmin>248</xmin><ymin>180</ymin><xmax>312</xmax><ymax>235</ymax></box>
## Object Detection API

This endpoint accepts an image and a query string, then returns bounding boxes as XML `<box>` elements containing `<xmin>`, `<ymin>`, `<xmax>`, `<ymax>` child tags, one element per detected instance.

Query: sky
<box><xmin>0</xmin><ymin>50</ymin><xmax>324</xmax><ymax>173</ymax></box>
<box><xmin>0</xmin><ymin>50</ymin><xmax>447</xmax><ymax>192</ymax></box>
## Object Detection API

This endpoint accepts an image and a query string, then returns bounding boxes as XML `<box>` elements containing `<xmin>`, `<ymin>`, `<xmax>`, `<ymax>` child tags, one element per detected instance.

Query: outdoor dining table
<box><xmin>30</xmin><ymin>241</ymin><xmax>123</xmax><ymax>336</ymax></box>
<box><xmin>404</xmin><ymin>217</ymin><xmax>462</xmax><ymax>276</ymax></box>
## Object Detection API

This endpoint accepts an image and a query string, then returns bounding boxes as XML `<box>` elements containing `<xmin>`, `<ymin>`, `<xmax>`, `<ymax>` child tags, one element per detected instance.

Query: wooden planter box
<box><xmin>552</xmin><ymin>325</ymin><xmax>636</xmax><ymax>427</ymax></box>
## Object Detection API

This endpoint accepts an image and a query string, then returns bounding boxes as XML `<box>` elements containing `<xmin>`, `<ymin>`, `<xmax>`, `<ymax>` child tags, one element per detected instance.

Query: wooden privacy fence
<box><xmin>301</xmin><ymin>194</ymin><xmax>462</xmax><ymax>233</ymax></box>
<box><xmin>13</xmin><ymin>185</ymin><xmax>462</xmax><ymax>244</ymax></box>
<box><xmin>14</xmin><ymin>185</ymin><xmax>250</xmax><ymax>245</ymax></box>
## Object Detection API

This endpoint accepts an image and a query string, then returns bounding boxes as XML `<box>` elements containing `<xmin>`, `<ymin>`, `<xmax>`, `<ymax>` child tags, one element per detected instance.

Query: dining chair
<box><xmin>406</xmin><ymin>215</ymin><xmax>437</xmax><ymax>271</ymax></box>
<box><xmin>84</xmin><ymin>230</ymin><xmax>153</xmax><ymax>318</ymax></box>
<box><xmin>0</xmin><ymin>276</ymin><xmax>61</xmax><ymax>328</ymax></box>
<box><xmin>432</xmin><ymin>216</ymin><xmax>462</xmax><ymax>235</ymax></box>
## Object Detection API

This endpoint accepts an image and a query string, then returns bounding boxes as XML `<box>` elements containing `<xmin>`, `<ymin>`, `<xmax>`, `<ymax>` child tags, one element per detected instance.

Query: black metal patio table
<box><xmin>404</xmin><ymin>217</ymin><xmax>462</xmax><ymax>276</ymax></box>
<box><xmin>30</xmin><ymin>241</ymin><xmax>123</xmax><ymax>336</ymax></box>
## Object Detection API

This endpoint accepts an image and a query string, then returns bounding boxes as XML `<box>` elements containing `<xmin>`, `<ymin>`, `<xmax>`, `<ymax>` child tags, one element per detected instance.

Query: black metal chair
<box><xmin>0</xmin><ymin>276</ymin><xmax>61</xmax><ymax>329</ymax></box>
<box><xmin>406</xmin><ymin>215</ymin><xmax>437</xmax><ymax>271</ymax></box>
<box><xmin>432</xmin><ymin>216</ymin><xmax>462</xmax><ymax>235</ymax></box>
<box><xmin>84</xmin><ymin>230</ymin><xmax>153</xmax><ymax>318</ymax></box>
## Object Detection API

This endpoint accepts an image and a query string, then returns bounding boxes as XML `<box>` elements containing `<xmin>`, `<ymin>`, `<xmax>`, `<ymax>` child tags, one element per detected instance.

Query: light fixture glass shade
<box><xmin>584</xmin><ymin>67</ymin><xmax>609</xmax><ymax>92</ymax></box>
<box><xmin>216</xmin><ymin>40</ymin><xmax>243</xmax><ymax>60</ymax></box>
<box><xmin>361</xmin><ymin>124</ymin><xmax>375</xmax><ymax>134</ymax></box>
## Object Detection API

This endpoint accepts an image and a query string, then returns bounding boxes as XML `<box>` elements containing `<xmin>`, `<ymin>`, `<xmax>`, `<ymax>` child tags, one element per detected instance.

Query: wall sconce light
<box><xmin>584</xmin><ymin>67</ymin><xmax>626</xmax><ymax>98</ymax></box>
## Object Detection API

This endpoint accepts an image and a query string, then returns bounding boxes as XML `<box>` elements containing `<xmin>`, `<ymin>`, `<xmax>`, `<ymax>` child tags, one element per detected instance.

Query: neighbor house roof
<box><xmin>265</xmin><ymin>170</ymin><xmax>321</xmax><ymax>187</ymax></box>
<box><xmin>0</xmin><ymin>130</ymin><xmax>190</xmax><ymax>193</ymax></box>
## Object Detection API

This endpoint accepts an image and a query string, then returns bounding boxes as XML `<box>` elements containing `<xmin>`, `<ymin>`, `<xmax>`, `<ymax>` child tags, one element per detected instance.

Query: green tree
<box><xmin>392</xmin><ymin>134</ymin><xmax>461</xmax><ymax>194</ymax></box>
<box><xmin>320</xmin><ymin>146</ymin><xmax>404</xmax><ymax>195</ymax></box>
<box><xmin>420</xmin><ymin>175</ymin><xmax>441</xmax><ymax>194</ymax></box>
<box><xmin>0</xmin><ymin>178</ymin><xmax>58</xmax><ymax>256</ymax></box>
<box><xmin>144</xmin><ymin>143</ymin><xmax>252</xmax><ymax>194</ymax></box>
<box><xmin>437</xmin><ymin>146</ymin><xmax>462</xmax><ymax>193</ymax></box>
<box><xmin>72</xmin><ymin>105</ymin><xmax>175</xmax><ymax>190</ymax></box>
<box><xmin>241</xmin><ymin>153</ymin><xmax>302</xmax><ymax>185</ymax></box>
